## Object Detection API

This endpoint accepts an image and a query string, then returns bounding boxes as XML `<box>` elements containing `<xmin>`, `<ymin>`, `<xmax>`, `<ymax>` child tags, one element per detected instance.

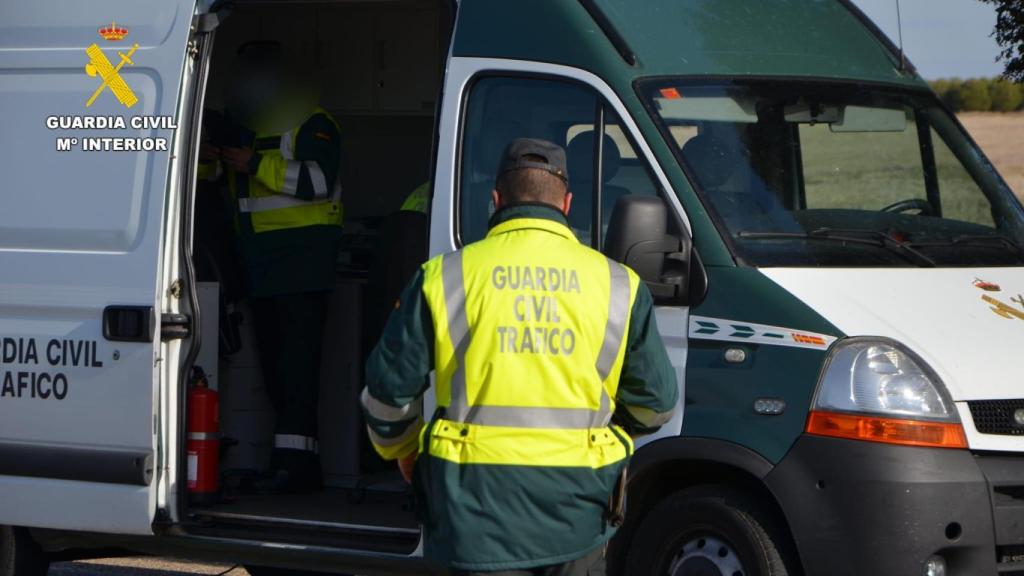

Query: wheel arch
<box><xmin>609</xmin><ymin>436</ymin><xmax>804</xmax><ymax>575</ymax></box>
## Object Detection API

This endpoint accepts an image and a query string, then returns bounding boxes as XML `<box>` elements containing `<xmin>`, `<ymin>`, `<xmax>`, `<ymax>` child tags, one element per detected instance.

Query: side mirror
<box><xmin>604</xmin><ymin>196</ymin><xmax>704</xmax><ymax>306</ymax></box>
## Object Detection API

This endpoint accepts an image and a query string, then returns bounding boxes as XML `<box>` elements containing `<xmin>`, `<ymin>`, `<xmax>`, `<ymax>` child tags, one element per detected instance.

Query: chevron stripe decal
<box><xmin>688</xmin><ymin>316</ymin><xmax>838</xmax><ymax>350</ymax></box>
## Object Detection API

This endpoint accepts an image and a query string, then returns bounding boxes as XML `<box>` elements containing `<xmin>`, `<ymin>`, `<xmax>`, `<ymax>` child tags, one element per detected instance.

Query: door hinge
<box><xmin>169</xmin><ymin>279</ymin><xmax>184</xmax><ymax>299</ymax></box>
<box><xmin>160</xmin><ymin>313</ymin><xmax>192</xmax><ymax>341</ymax></box>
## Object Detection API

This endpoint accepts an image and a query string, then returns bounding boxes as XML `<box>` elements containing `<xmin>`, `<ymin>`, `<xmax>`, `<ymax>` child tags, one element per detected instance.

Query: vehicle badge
<box><xmin>981</xmin><ymin>292</ymin><xmax>1024</xmax><ymax>321</ymax></box>
<box><xmin>85</xmin><ymin>23</ymin><xmax>139</xmax><ymax>108</ymax></box>
<box><xmin>98</xmin><ymin>21</ymin><xmax>128</xmax><ymax>41</ymax></box>
<box><xmin>973</xmin><ymin>278</ymin><xmax>1001</xmax><ymax>292</ymax></box>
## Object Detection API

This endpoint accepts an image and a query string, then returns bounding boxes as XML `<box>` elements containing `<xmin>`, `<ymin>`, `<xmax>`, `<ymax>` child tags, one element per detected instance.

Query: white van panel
<box><xmin>0</xmin><ymin>0</ymin><xmax>196</xmax><ymax>534</ymax></box>
<box><xmin>0</xmin><ymin>72</ymin><xmax>160</xmax><ymax>252</ymax></box>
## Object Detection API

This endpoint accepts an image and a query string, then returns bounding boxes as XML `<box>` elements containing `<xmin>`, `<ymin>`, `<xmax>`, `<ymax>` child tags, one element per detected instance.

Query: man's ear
<box><xmin>562</xmin><ymin>192</ymin><xmax>573</xmax><ymax>216</ymax></box>
<box><xmin>492</xmin><ymin>189</ymin><xmax>502</xmax><ymax>210</ymax></box>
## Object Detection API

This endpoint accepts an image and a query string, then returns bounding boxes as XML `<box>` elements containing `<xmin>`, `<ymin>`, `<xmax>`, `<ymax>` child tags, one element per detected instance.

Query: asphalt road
<box><xmin>50</xmin><ymin>557</ymin><xmax>251</xmax><ymax>576</ymax></box>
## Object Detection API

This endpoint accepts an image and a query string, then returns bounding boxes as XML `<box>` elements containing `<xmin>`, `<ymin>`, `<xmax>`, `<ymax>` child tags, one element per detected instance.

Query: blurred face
<box><xmin>226</xmin><ymin>63</ymin><xmax>284</xmax><ymax>124</ymax></box>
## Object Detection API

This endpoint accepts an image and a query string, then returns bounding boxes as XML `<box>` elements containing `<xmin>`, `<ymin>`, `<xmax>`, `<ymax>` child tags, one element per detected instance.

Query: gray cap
<box><xmin>498</xmin><ymin>138</ymin><xmax>569</xmax><ymax>184</ymax></box>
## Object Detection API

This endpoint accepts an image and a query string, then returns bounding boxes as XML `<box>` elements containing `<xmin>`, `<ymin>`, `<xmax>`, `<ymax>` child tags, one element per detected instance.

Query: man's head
<box><xmin>493</xmin><ymin>138</ymin><xmax>572</xmax><ymax>215</ymax></box>
<box><xmin>227</xmin><ymin>41</ymin><xmax>317</xmax><ymax>126</ymax></box>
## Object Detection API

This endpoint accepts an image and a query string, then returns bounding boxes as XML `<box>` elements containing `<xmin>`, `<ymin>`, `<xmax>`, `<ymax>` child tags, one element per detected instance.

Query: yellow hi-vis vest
<box><xmin>231</xmin><ymin>106</ymin><xmax>343</xmax><ymax>234</ymax></box>
<box><xmin>420</xmin><ymin>216</ymin><xmax>639</xmax><ymax>469</ymax></box>
<box><xmin>400</xmin><ymin>181</ymin><xmax>430</xmax><ymax>214</ymax></box>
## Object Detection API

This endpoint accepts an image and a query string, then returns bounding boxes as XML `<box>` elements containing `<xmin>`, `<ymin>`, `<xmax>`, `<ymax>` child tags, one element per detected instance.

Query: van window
<box><xmin>459</xmin><ymin>76</ymin><xmax>662</xmax><ymax>248</ymax></box>
<box><xmin>567</xmin><ymin>114</ymin><xmax>661</xmax><ymax>246</ymax></box>
<box><xmin>641</xmin><ymin>80</ymin><xmax>1024</xmax><ymax>267</ymax></box>
<box><xmin>459</xmin><ymin>76</ymin><xmax>597</xmax><ymax>244</ymax></box>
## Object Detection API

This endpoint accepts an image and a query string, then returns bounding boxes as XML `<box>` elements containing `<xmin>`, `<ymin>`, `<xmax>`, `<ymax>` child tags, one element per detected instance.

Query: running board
<box><xmin>186</xmin><ymin>509</ymin><xmax>421</xmax><ymax>555</ymax></box>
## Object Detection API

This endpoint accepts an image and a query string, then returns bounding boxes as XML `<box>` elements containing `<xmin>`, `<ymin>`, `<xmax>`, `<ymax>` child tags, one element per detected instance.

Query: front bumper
<box><xmin>765</xmin><ymin>434</ymin><xmax>1024</xmax><ymax>575</ymax></box>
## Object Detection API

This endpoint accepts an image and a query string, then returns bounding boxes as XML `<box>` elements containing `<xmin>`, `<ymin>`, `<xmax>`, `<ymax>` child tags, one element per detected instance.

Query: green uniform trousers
<box><xmin>252</xmin><ymin>291</ymin><xmax>329</xmax><ymax>480</ymax></box>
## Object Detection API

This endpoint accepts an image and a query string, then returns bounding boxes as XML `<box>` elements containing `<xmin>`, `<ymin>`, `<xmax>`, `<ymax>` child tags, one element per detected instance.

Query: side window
<box><xmin>567</xmin><ymin>112</ymin><xmax>662</xmax><ymax>246</ymax></box>
<box><xmin>458</xmin><ymin>76</ymin><xmax>664</xmax><ymax>247</ymax></box>
<box><xmin>459</xmin><ymin>76</ymin><xmax>597</xmax><ymax>245</ymax></box>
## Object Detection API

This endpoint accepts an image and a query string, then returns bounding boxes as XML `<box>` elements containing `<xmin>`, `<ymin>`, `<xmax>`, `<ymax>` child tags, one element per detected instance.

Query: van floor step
<box><xmin>186</xmin><ymin>487</ymin><xmax>420</xmax><ymax>554</ymax></box>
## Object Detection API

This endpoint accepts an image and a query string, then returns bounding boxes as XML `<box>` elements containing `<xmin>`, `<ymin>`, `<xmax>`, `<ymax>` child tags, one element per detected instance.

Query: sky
<box><xmin>850</xmin><ymin>0</ymin><xmax>1004</xmax><ymax>79</ymax></box>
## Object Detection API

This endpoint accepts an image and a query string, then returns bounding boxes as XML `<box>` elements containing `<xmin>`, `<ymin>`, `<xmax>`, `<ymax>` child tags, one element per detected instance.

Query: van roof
<box><xmin>453</xmin><ymin>0</ymin><xmax>927</xmax><ymax>90</ymax></box>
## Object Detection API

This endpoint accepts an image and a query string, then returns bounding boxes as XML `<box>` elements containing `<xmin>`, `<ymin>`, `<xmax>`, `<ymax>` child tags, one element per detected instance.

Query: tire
<box><xmin>624</xmin><ymin>486</ymin><xmax>795</xmax><ymax>576</ymax></box>
<box><xmin>0</xmin><ymin>527</ymin><xmax>49</xmax><ymax>576</ymax></box>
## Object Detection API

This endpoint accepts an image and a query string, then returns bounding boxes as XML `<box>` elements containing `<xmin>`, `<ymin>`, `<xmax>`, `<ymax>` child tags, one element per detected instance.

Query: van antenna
<box><xmin>896</xmin><ymin>0</ymin><xmax>906</xmax><ymax>72</ymax></box>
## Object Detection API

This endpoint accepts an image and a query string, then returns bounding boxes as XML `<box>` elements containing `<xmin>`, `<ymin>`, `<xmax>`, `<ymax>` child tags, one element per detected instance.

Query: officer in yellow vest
<box><xmin>362</xmin><ymin>139</ymin><xmax>677</xmax><ymax>573</ymax></box>
<box><xmin>400</xmin><ymin>181</ymin><xmax>430</xmax><ymax>214</ymax></box>
<box><xmin>200</xmin><ymin>41</ymin><xmax>342</xmax><ymax>492</ymax></box>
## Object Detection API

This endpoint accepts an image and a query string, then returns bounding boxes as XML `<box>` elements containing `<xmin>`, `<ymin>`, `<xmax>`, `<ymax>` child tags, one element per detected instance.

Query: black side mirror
<box><xmin>604</xmin><ymin>196</ymin><xmax>703</xmax><ymax>306</ymax></box>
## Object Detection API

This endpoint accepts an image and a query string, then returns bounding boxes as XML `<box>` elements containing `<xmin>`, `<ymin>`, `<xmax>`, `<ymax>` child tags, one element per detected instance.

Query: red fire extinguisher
<box><xmin>187</xmin><ymin>366</ymin><xmax>220</xmax><ymax>504</ymax></box>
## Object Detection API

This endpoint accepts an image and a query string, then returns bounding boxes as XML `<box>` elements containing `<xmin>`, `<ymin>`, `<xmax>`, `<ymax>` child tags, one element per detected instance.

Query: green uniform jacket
<box><xmin>363</xmin><ymin>205</ymin><xmax>677</xmax><ymax>570</ymax></box>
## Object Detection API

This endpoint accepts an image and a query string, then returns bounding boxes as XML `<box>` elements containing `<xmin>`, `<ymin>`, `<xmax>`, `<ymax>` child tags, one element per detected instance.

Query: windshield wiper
<box><xmin>737</xmin><ymin>228</ymin><xmax>936</xmax><ymax>267</ymax></box>
<box><xmin>908</xmin><ymin>234</ymin><xmax>1024</xmax><ymax>262</ymax></box>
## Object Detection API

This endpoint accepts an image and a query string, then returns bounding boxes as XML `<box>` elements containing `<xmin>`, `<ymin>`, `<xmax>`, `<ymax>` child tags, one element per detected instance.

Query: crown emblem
<box><xmin>98</xmin><ymin>21</ymin><xmax>128</xmax><ymax>41</ymax></box>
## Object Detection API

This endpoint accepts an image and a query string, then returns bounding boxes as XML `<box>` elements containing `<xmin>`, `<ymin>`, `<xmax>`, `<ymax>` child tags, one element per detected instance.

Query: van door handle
<box><xmin>102</xmin><ymin>306</ymin><xmax>155</xmax><ymax>342</ymax></box>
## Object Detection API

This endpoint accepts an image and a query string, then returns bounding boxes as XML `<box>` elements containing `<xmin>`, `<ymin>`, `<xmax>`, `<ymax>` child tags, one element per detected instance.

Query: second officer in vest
<box><xmin>362</xmin><ymin>138</ymin><xmax>677</xmax><ymax>574</ymax></box>
<box><xmin>201</xmin><ymin>41</ymin><xmax>343</xmax><ymax>492</ymax></box>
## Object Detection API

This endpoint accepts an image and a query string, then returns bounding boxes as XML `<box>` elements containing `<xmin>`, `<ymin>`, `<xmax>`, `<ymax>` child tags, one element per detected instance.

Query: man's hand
<box><xmin>398</xmin><ymin>451</ymin><xmax>418</xmax><ymax>484</ymax></box>
<box><xmin>222</xmin><ymin>147</ymin><xmax>256</xmax><ymax>174</ymax></box>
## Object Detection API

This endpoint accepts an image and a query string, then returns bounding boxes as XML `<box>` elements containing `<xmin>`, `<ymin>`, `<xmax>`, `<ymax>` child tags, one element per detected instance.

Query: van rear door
<box><xmin>0</xmin><ymin>0</ymin><xmax>195</xmax><ymax>534</ymax></box>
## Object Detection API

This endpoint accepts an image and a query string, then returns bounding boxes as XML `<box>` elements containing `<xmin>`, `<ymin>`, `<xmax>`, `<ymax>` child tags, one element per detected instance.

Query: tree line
<box><xmin>929</xmin><ymin>78</ymin><xmax>1024</xmax><ymax>112</ymax></box>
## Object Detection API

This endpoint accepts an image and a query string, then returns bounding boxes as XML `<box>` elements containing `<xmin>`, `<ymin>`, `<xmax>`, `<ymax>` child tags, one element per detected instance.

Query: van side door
<box><xmin>428</xmin><ymin>58</ymin><xmax>688</xmax><ymax>440</ymax></box>
<box><xmin>0</xmin><ymin>0</ymin><xmax>196</xmax><ymax>534</ymax></box>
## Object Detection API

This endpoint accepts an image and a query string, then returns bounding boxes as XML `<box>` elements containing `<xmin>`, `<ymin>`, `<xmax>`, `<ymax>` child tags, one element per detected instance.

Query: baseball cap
<box><xmin>497</xmin><ymin>138</ymin><xmax>569</xmax><ymax>185</ymax></box>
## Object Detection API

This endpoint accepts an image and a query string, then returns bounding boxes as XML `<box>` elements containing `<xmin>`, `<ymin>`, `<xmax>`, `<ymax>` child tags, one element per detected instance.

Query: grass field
<box><xmin>797</xmin><ymin>111</ymin><xmax>1023</xmax><ymax>225</ymax></box>
<box><xmin>959</xmin><ymin>112</ymin><xmax>1024</xmax><ymax>203</ymax></box>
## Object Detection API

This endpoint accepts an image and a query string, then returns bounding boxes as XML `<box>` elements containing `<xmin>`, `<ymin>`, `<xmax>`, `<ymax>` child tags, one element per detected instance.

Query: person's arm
<box><xmin>250</xmin><ymin>112</ymin><xmax>342</xmax><ymax>199</ymax></box>
<box><xmin>361</xmin><ymin>268</ymin><xmax>435</xmax><ymax>461</ymax></box>
<box><xmin>613</xmin><ymin>282</ymin><xmax>678</xmax><ymax>436</ymax></box>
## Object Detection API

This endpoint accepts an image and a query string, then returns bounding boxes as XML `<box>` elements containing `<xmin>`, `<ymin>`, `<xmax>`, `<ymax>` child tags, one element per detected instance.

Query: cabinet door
<box><xmin>374</xmin><ymin>5</ymin><xmax>440</xmax><ymax>113</ymax></box>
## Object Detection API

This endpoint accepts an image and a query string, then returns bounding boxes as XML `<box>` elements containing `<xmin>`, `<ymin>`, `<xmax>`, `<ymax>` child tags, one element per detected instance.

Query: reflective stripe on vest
<box><xmin>232</xmin><ymin>108</ymin><xmax>344</xmax><ymax>232</ymax></box>
<box><xmin>238</xmin><ymin>180</ymin><xmax>341</xmax><ymax>213</ymax></box>
<box><xmin>274</xmin><ymin>433</ymin><xmax>319</xmax><ymax>453</ymax></box>
<box><xmin>437</xmin><ymin>245</ymin><xmax>631</xmax><ymax>430</ymax></box>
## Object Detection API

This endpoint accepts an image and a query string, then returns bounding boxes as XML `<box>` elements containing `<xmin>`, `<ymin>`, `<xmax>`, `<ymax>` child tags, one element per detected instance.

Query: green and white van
<box><xmin>1</xmin><ymin>1</ymin><xmax>1023</xmax><ymax>575</ymax></box>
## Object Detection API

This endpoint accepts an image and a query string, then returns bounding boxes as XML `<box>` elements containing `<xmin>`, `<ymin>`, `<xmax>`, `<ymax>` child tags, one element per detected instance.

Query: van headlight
<box><xmin>806</xmin><ymin>338</ymin><xmax>967</xmax><ymax>449</ymax></box>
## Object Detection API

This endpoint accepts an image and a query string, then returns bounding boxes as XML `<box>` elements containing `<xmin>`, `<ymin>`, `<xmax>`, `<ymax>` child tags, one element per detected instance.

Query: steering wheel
<box><xmin>881</xmin><ymin>198</ymin><xmax>936</xmax><ymax>216</ymax></box>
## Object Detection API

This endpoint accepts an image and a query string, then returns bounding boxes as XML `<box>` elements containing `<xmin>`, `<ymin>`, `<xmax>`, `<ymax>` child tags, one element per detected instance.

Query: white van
<box><xmin>2</xmin><ymin>1</ymin><xmax>1023</xmax><ymax>575</ymax></box>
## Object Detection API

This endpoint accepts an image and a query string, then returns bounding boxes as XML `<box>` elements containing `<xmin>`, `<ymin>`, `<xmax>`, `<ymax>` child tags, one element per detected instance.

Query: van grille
<box><xmin>999</xmin><ymin>545</ymin><xmax>1024</xmax><ymax>574</ymax></box>
<box><xmin>969</xmin><ymin>400</ymin><xmax>1024</xmax><ymax>436</ymax></box>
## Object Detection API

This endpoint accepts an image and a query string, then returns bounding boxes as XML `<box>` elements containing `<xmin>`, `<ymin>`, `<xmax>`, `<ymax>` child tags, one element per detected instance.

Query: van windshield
<box><xmin>641</xmin><ymin>80</ymin><xmax>1024</xmax><ymax>267</ymax></box>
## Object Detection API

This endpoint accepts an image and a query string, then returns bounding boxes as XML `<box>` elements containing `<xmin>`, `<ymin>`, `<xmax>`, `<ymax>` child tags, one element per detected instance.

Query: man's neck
<box><xmin>488</xmin><ymin>202</ymin><xmax>568</xmax><ymax>229</ymax></box>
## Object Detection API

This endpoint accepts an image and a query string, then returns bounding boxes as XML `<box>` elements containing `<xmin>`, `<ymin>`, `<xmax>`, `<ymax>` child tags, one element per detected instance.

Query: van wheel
<box><xmin>0</xmin><ymin>527</ymin><xmax>49</xmax><ymax>576</ymax></box>
<box><xmin>624</xmin><ymin>486</ymin><xmax>793</xmax><ymax>576</ymax></box>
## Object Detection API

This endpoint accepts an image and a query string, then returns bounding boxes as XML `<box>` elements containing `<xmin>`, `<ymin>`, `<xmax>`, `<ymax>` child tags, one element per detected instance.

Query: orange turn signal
<box><xmin>806</xmin><ymin>410</ymin><xmax>968</xmax><ymax>449</ymax></box>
